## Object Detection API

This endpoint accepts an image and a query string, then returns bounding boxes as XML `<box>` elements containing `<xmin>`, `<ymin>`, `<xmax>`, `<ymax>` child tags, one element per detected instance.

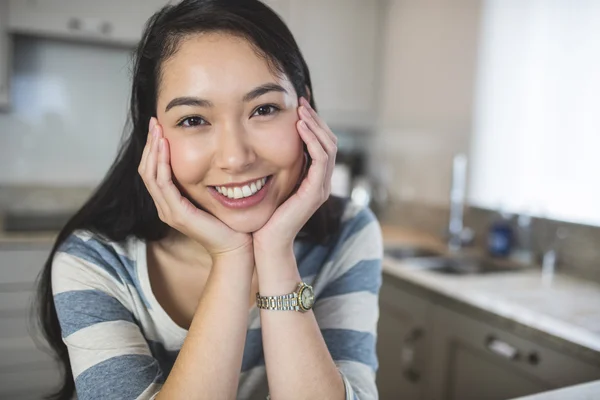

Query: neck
<box><xmin>157</xmin><ymin>228</ymin><xmax>213</xmax><ymax>269</ymax></box>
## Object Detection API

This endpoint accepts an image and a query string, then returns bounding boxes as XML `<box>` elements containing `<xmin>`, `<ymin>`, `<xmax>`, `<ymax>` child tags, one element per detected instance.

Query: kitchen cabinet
<box><xmin>0</xmin><ymin>0</ymin><xmax>11</xmax><ymax>109</ymax></box>
<box><xmin>426</xmin><ymin>303</ymin><xmax>600</xmax><ymax>400</ymax></box>
<box><xmin>0</xmin><ymin>244</ymin><xmax>59</xmax><ymax>399</ymax></box>
<box><xmin>7</xmin><ymin>0</ymin><xmax>168</xmax><ymax>47</ymax></box>
<box><xmin>287</xmin><ymin>0</ymin><xmax>381</xmax><ymax>130</ymax></box>
<box><xmin>377</xmin><ymin>272</ymin><xmax>600</xmax><ymax>400</ymax></box>
<box><xmin>377</xmin><ymin>276</ymin><xmax>433</xmax><ymax>400</ymax></box>
<box><xmin>4</xmin><ymin>0</ymin><xmax>382</xmax><ymax>128</ymax></box>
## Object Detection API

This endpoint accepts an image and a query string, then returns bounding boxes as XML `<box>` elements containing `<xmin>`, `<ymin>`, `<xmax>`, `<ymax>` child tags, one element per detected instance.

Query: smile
<box><xmin>214</xmin><ymin>176</ymin><xmax>268</xmax><ymax>199</ymax></box>
<box><xmin>209</xmin><ymin>176</ymin><xmax>273</xmax><ymax>209</ymax></box>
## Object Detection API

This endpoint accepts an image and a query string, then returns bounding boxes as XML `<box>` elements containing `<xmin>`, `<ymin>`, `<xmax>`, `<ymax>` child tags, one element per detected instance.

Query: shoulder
<box><xmin>313</xmin><ymin>202</ymin><xmax>383</xmax><ymax>305</ymax></box>
<box><xmin>52</xmin><ymin>230</ymin><xmax>144</xmax><ymax>302</ymax></box>
<box><xmin>333</xmin><ymin>201</ymin><xmax>383</xmax><ymax>253</ymax></box>
<box><xmin>56</xmin><ymin>229</ymin><xmax>137</xmax><ymax>266</ymax></box>
<box><xmin>340</xmin><ymin>201</ymin><xmax>380</xmax><ymax>233</ymax></box>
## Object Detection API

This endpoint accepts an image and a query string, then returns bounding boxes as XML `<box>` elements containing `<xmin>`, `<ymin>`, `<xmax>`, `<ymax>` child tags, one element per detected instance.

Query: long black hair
<box><xmin>33</xmin><ymin>1</ymin><xmax>345</xmax><ymax>399</ymax></box>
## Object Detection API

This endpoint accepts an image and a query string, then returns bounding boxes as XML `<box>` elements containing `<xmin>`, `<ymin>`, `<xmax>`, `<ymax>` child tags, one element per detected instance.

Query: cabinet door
<box><xmin>7</xmin><ymin>0</ymin><xmax>159</xmax><ymax>46</ymax></box>
<box><xmin>288</xmin><ymin>0</ymin><xmax>380</xmax><ymax>129</ymax></box>
<box><xmin>0</xmin><ymin>0</ymin><xmax>10</xmax><ymax>109</ymax></box>
<box><xmin>0</xmin><ymin>245</ymin><xmax>58</xmax><ymax>398</ymax></box>
<box><xmin>427</xmin><ymin>305</ymin><xmax>600</xmax><ymax>400</ymax></box>
<box><xmin>377</xmin><ymin>275</ymin><xmax>433</xmax><ymax>400</ymax></box>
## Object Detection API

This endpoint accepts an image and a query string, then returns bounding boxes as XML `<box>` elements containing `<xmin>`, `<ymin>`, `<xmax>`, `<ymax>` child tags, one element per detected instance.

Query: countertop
<box><xmin>0</xmin><ymin>215</ymin><xmax>58</xmax><ymax>246</ymax></box>
<box><xmin>512</xmin><ymin>379</ymin><xmax>600</xmax><ymax>399</ymax></box>
<box><xmin>3</xmin><ymin>220</ymin><xmax>600</xmax><ymax>365</ymax></box>
<box><xmin>380</xmin><ymin>225</ymin><xmax>600</xmax><ymax>365</ymax></box>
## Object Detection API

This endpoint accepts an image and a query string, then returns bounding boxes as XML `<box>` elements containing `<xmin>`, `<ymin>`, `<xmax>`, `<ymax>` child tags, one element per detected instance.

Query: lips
<box><xmin>208</xmin><ymin>175</ymin><xmax>273</xmax><ymax>209</ymax></box>
<box><xmin>214</xmin><ymin>176</ymin><xmax>268</xmax><ymax>199</ymax></box>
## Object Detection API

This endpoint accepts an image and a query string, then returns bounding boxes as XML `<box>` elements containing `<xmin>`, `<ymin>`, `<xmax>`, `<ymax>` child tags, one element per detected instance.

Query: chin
<box><xmin>219</xmin><ymin>212</ymin><xmax>271</xmax><ymax>233</ymax></box>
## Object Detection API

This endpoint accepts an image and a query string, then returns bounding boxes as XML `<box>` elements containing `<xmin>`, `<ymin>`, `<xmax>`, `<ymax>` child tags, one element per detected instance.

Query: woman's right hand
<box><xmin>138</xmin><ymin>117</ymin><xmax>254</xmax><ymax>261</ymax></box>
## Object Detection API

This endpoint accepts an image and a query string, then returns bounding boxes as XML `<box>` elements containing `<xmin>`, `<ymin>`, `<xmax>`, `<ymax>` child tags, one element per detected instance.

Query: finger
<box><xmin>299</xmin><ymin>106</ymin><xmax>336</xmax><ymax>155</ymax></box>
<box><xmin>297</xmin><ymin>120</ymin><xmax>329</xmax><ymax>199</ymax></box>
<box><xmin>156</xmin><ymin>137</ymin><xmax>172</xmax><ymax>185</ymax></box>
<box><xmin>143</xmin><ymin>125</ymin><xmax>170</xmax><ymax>218</ymax></box>
<box><xmin>154</xmin><ymin>135</ymin><xmax>202</xmax><ymax>226</ymax></box>
<box><xmin>300</xmin><ymin>97</ymin><xmax>337</xmax><ymax>145</ymax></box>
<box><xmin>298</xmin><ymin>106</ymin><xmax>337</xmax><ymax>193</ymax></box>
<box><xmin>139</xmin><ymin>118</ymin><xmax>157</xmax><ymax>174</ymax></box>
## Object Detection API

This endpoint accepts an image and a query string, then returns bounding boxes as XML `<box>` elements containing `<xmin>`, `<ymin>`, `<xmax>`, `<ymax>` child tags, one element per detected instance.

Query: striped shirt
<box><xmin>51</xmin><ymin>201</ymin><xmax>383</xmax><ymax>399</ymax></box>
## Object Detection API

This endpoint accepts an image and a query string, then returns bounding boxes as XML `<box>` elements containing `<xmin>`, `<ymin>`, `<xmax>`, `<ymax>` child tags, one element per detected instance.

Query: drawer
<box><xmin>0</xmin><ymin>365</ymin><xmax>61</xmax><ymax>397</ymax></box>
<box><xmin>434</xmin><ymin>306</ymin><xmax>600</xmax><ymax>388</ymax></box>
<box><xmin>0</xmin><ymin>336</ymin><xmax>55</xmax><ymax>369</ymax></box>
<box><xmin>0</xmin><ymin>248</ymin><xmax>52</xmax><ymax>284</ymax></box>
<box><xmin>0</xmin><ymin>290</ymin><xmax>36</xmax><ymax>313</ymax></box>
<box><xmin>0</xmin><ymin>315</ymin><xmax>34</xmax><ymax>339</ymax></box>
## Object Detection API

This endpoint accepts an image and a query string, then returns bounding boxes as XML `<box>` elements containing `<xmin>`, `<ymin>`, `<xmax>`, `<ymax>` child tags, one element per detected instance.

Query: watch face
<box><xmin>300</xmin><ymin>285</ymin><xmax>315</xmax><ymax>310</ymax></box>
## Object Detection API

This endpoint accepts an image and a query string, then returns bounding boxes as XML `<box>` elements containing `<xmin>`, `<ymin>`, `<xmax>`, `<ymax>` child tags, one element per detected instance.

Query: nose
<box><xmin>214</xmin><ymin>122</ymin><xmax>256</xmax><ymax>173</ymax></box>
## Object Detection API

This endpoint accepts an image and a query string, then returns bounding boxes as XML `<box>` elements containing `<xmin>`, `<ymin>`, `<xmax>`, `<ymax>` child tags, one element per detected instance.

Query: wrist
<box><xmin>253</xmin><ymin>232</ymin><xmax>295</xmax><ymax>256</ymax></box>
<box><xmin>255</xmin><ymin>248</ymin><xmax>301</xmax><ymax>294</ymax></box>
<box><xmin>211</xmin><ymin>242</ymin><xmax>255</xmax><ymax>271</ymax></box>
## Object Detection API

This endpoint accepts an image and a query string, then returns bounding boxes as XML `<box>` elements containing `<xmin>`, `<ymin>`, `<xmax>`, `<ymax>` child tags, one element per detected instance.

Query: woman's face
<box><xmin>155</xmin><ymin>32</ymin><xmax>304</xmax><ymax>233</ymax></box>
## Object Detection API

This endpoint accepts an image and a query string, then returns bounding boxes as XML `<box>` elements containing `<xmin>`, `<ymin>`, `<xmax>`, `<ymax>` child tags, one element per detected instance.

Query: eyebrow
<box><xmin>164</xmin><ymin>83</ymin><xmax>288</xmax><ymax>112</ymax></box>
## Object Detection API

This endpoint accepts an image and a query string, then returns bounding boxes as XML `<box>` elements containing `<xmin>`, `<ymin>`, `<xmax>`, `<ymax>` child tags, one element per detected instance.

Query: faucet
<box><xmin>541</xmin><ymin>227</ymin><xmax>567</xmax><ymax>286</ymax></box>
<box><xmin>448</xmin><ymin>153</ymin><xmax>473</xmax><ymax>252</ymax></box>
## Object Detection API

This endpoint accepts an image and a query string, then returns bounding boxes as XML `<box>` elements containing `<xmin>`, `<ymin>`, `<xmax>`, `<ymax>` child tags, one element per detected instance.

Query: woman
<box><xmin>35</xmin><ymin>0</ymin><xmax>383</xmax><ymax>399</ymax></box>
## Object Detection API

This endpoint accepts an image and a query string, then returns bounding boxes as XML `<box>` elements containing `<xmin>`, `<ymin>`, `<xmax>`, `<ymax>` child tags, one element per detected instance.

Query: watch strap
<box><xmin>256</xmin><ymin>291</ymin><xmax>300</xmax><ymax>311</ymax></box>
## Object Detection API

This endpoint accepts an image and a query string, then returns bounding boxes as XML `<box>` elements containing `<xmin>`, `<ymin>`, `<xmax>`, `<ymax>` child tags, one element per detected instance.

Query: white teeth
<box><xmin>217</xmin><ymin>176</ymin><xmax>269</xmax><ymax>199</ymax></box>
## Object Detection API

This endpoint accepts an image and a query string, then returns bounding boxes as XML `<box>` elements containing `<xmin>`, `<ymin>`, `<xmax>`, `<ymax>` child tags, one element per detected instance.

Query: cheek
<box><xmin>255</xmin><ymin>121</ymin><xmax>303</xmax><ymax>167</ymax></box>
<box><xmin>168</xmin><ymin>138</ymin><xmax>210</xmax><ymax>184</ymax></box>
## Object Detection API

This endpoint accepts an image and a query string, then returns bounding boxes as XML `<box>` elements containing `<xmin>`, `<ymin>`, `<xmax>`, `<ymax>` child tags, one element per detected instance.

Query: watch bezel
<box><xmin>297</xmin><ymin>282</ymin><xmax>315</xmax><ymax>312</ymax></box>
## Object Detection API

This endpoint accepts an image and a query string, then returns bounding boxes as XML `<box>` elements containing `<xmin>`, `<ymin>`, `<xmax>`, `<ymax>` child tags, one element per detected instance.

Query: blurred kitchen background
<box><xmin>1</xmin><ymin>0</ymin><xmax>600</xmax><ymax>399</ymax></box>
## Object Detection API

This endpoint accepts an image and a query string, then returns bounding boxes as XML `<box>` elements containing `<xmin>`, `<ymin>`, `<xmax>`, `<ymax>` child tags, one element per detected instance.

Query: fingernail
<box><xmin>149</xmin><ymin>117</ymin><xmax>156</xmax><ymax>132</ymax></box>
<box><xmin>153</xmin><ymin>125</ymin><xmax>159</xmax><ymax>138</ymax></box>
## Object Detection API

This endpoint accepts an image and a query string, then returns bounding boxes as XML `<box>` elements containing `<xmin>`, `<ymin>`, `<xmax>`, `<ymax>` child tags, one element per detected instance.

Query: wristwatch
<box><xmin>256</xmin><ymin>282</ymin><xmax>315</xmax><ymax>312</ymax></box>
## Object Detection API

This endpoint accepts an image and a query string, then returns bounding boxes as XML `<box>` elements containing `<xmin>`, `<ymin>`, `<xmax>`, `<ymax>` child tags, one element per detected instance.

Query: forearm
<box><xmin>256</xmin><ymin>246</ymin><xmax>345</xmax><ymax>400</ymax></box>
<box><xmin>157</xmin><ymin>253</ymin><xmax>254</xmax><ymax>400</ymax></box>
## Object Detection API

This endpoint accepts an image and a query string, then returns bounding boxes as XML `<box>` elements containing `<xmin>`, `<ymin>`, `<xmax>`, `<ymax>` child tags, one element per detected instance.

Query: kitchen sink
<box><xmin>384</xmin><ymin>245</ymin><xmax>443</xmax><ymax>259</ymax></box>
<box><xmin>404</xmin><ymin>255</ymin><xmax>527</xmax><ymax>275</ymax></box>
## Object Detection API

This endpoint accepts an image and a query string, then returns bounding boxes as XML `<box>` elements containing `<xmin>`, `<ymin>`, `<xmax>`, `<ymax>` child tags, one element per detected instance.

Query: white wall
<box><xmin>0</xmin><ymin>37</ymin><xmax>132</xmax><ymax>186</ymax></box>
<box><xmin>469</xmin><ymin>0</ymin><xmax>600</xmax><ymax>226</ymax></box>
<box><xmin>371</xmin><ymin>0</ymin><xmax>482</xmax><ymax>206</ymax></box>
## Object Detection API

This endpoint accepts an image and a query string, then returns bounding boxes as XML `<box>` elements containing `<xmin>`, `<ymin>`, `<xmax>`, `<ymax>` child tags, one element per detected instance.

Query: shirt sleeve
<box><xmin>313</xmin><ymin>205</ymin><xmax>383</xmax><ymax>400</ymax></box>
<box><xmin>51</xmin><ymin>249</ymin><xmax>164</xmax><ymax>400</ymax></box>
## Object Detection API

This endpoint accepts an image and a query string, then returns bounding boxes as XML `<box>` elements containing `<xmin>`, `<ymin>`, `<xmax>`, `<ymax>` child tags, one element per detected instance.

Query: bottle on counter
<box><xmin>511</xmin><ymin>213</ymin><xmax>534</xmax><ymax>264</ymax></box>
<box><xmin>487</xmin><ymin>209</ymin><xmax>514</xmax><ymax>258</ymax></box>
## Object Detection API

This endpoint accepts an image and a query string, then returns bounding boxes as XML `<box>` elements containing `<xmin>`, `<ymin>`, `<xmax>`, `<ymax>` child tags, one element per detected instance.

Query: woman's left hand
<box><xmin>253</xmin><ymin>97</ymin><xmax>337</xmax><ymax>253</ymax></box>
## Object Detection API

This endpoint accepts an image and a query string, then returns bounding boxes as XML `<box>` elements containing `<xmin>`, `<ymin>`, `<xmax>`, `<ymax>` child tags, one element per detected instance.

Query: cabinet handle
<box><xmin>68</xmin><ymin>18</ymin><xmax>82</xmax><ymax>31</ymax></box>
<box><xmin>528</xmin><ymin>351</ymin><xmax>540</xmax><ymax>365</ymax></box>
<box><xmin>485</xmin><ymin>335</ymin><xmax>520</xmax><ymax>360</ymax></box>
<box><xmin>401</xmin><ymin>327</ymin><xmax>423</xmax><ymax>383</ymax></box>
<box><xmin>67</xmin><ymin>17</ymin><xmax>112</xmax><ymax>36</ymax></box>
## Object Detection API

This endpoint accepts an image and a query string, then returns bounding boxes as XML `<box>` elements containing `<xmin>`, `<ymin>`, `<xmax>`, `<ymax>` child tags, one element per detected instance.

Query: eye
<box><xmin>252</xmin><ymin>104</ymin><xmax>280</xmax><ymax>118</ymax></box>
<box><xmin>177</xmin><ymin>116</ymin><xmax>209</xmax><ymax>128</ymax></box>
